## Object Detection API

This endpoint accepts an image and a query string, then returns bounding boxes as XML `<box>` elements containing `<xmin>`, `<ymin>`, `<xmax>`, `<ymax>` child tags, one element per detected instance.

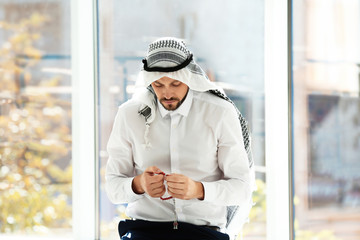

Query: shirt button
<box><xmin>176</xmin><ymin>207</ymin><xmax>182</xmax><ymax>212</ymax></box>
<box><xmin>172</xmin><ymin>124</ymin><xmax>177</xmax><ymax>129</ymax></box>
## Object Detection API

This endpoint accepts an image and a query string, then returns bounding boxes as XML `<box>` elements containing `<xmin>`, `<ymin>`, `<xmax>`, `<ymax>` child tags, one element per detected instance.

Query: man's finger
<box><xmin>150</xmin><ymin>190</ymin><xmax>166</xmax><ymax>198</ymax></box>
<box><xmin>167</xmin><ymin>181</ymin><xmax>183</xmax><ymax>190</ymax></box>
<box><xmin>150</xmin><ymin>181</ymin><xmax>164</xmax><ymax>189</ymax></box>
<box><xmin>168</xmin><ymin>186</ymin><xmax>183</xmax><ymax>195</ymax></box>
<box><xmin>165</xmin><ymin>174</ymin><xmax>185</xmax><ymax>183</ymax></box>
<box><xmin>145</xmin><ymin>173</ymin><xmax>164</xmax><ymax>184</ymax></box>
<box><xmin>168</xmin><ymin>189</ymin><xmax>186</xmax><ymax>200</ymax></box>
<box><xmin>151</xmin><ymin>186</ymin><xmax>166</xmax><ymax>194</ymax></box>
<box><xmin>153</xmin><ymin>174</ymin><xmax>165</xmax><ymax>181</ymax></box>
<box><xmin>145</xmin><ymin>166</ymin><xmax>163</xmax><ymax>175</ymax></box>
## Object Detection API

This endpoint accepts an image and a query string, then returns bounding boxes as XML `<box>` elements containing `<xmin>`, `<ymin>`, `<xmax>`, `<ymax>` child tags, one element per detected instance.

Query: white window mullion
<box><xmin>71</xmin><ymin>0</ymin><xmax>98</xmax><ymax>239</ymax></box>
<box><xmin>264</xmin><ymin>0</ymin><xmax>292</xmax><ymax>240</ymax></box>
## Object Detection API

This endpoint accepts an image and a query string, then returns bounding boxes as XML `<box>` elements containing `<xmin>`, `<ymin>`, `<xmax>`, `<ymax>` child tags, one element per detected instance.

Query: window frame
<box><xmin>70</xmin><ymin>0</ymin><xmax>293</xmax><ymax>239</ymax></box>
<box><xmin>264</xmin><ymin>0</ymin><xmax>293</xmax><ymax>239</ymax></box>
<box><xmin>71</xmin><ymin>0</ymin><xmax>98</xmax><ymax>239</ymax></box>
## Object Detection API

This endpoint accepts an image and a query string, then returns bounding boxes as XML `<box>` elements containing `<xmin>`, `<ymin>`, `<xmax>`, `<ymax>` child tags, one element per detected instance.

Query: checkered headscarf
<box><xmin>136</xmin><ymin>37</ymin><xmax>218</xmax><ymax>92</ymax></box>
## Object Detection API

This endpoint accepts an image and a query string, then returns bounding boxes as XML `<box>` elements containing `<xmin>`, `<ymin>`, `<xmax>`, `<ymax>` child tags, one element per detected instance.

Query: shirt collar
<box><xmin>158</xmin><ymin>89</ymin><xmax>193</xmax><ymax>118</ymax></box>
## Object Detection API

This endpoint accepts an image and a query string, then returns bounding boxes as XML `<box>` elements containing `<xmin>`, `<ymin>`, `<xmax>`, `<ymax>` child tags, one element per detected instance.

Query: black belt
<box><xmin>203</xmin><ymin>225</ymin><xmax>220</xmax><ymax>232</ymax></box>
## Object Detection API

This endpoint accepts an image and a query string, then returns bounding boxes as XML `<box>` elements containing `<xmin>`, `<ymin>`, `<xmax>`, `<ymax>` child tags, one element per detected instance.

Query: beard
<box><xmin>160</xmin><ymin>97</ymin><xmax>183</xmax><ymax>110</ymax></box>
<box><xmin>158</xmin><ymin>89</ymin><xmax>189</xmax><ymax>111</ymax></box>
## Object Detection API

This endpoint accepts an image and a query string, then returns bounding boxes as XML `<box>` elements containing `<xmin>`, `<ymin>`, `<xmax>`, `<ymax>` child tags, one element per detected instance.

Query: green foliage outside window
<box><xmin>0</xmin><ymin>13</ymin><xmax>72</xmax><ymax>233</ymax></box>
<box><xmin>240</xmin><ymin>180</ymin><xmax>340</xmax><ymax>240</ymax></box>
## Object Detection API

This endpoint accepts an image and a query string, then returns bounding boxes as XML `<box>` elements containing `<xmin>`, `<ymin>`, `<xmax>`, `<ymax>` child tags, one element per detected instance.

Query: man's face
<box><xmin>151</xmin><ymin>77</ymin><xmax>189</xmax><ymax>111</ymax></box>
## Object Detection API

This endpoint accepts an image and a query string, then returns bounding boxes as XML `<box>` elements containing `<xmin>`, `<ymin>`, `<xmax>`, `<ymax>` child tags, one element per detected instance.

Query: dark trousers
<box><xmin>118</xmin><ymin>219</ymin><xmax>230</xmax><ymax>240</ymax></box>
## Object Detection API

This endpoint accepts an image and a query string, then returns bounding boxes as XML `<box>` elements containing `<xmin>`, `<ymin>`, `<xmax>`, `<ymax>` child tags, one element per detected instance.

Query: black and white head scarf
<box><xmin>136</xmin><ymin>37</ymin><xmax>219</xmax><ymax>92</ymax></box>
<box><xmin>134</xmin><ymin>38</ymin><xmax>255</xmax><ymax>233</ymax></box>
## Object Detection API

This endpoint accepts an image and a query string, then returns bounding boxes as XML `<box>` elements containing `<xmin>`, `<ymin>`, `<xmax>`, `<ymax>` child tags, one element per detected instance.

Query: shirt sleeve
<box><xmin>202</xmin><ymin>107</ymin><xmax>253</xmax><ymax>206</ymax></box>
<box><xmin>105</xmin><ymin>107</ymin><xmax>144</xmax><ymax>204</ymax></box>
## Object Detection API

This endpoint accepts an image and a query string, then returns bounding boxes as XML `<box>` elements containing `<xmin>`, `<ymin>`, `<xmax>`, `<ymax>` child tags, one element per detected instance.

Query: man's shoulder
<box><xmin>192</xmin><ymin>91</ymin><xmax>234</xmax><ymax>110</ymax></box>
<box><xmin>114</xmin><ymin>99</ymin><xmax>149</xmax><ymax>126</ymax></box>
<box><xmin>117</xmin><ymin>99</ymin><xmax>143</xmax><ymax>114</ymax></box>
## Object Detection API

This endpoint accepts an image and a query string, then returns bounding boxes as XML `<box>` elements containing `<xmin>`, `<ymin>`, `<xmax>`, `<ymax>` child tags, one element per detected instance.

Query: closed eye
<box><xmin>153</xmin><ymin>82</ymin><xmax>164</xmax><ymax>87</ymax></box>
<box><xmin>171</xmin><ymin>81</ymin><xmax>181</xmax><ymax>87</ymax></box>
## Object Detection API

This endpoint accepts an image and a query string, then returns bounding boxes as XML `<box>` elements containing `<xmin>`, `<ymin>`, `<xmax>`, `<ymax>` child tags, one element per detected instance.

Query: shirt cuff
<box><xmin>126</xmin><ymin>177</ymin><xmax>144</xmax><ymax>202</ymax></box>
<box><xmin>201</xmin><ymin>181</ymin><xmax>216</xmax><ymax>203</ymax></box>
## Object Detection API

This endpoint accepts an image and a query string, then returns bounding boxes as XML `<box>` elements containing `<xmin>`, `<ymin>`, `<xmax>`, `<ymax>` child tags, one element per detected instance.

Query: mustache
<box><xmin>160</xmin><ymin>97</ymin><xmax>180</xmax><ymax>102</ymax></box>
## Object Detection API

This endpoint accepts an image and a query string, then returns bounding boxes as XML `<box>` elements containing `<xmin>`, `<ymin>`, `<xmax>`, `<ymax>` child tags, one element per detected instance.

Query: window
<box><xmin>0</xmin><ymin>1</ymin><xmax>300</xmax><ymax>239</ymax></box>
<box><xmin>0</xmin><ymin>0</ymin><xmax>72</xmax><ymax>238</ymax></box>
<box><xmin>292</xmin><ymin>0</ymin><xmax>360</xmax><ymax>239</ymax></box>
<box><xmin>97</xmin><ymin>0</ymin><xmax>266</xmax><ymax>239</ymax></box>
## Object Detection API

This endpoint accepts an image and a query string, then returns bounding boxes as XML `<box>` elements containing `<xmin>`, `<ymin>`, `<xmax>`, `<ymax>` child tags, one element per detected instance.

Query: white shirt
<box><xmin>105</xmin><ymin>89</ymin><xmax>252</xmax><ymax>229</ymax></box>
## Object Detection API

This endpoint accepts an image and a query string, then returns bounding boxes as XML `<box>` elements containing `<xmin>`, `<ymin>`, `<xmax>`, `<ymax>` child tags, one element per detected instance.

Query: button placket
<box><xmin>169</xmin><ymin>114</ymin><xmax>180</xmax><ymax>173</ymax></box>
<box><xmin>169</xmin><ymin>113</ymin><xmax>184</xmax><ymax>221</ymax></box>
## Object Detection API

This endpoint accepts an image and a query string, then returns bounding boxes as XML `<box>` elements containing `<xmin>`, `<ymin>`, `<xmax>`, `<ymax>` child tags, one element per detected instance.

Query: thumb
<box><xmin>145</xmin><ymin>166</ymin><xmax>164</xmax><ymax>175</ymax></box>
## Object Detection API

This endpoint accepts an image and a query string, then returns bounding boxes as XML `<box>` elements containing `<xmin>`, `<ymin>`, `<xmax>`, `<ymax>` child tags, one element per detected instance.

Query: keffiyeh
<box><xmin>136</xmin><ymin>37</ymin><xmax>219</xmax><ymax>92</ymax></box>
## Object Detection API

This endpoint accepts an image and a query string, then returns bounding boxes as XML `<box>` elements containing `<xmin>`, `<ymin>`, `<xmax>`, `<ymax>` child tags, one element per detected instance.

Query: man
<box><xmin>106</xmin><ymin>37</ymin><xmax>254</xmax><ymax>240</ymax></box>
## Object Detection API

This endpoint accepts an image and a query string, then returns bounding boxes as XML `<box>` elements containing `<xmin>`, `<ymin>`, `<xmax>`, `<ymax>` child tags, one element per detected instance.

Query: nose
<box><xmin>162</xmin><ymin>87</ymin><xmax>173</xmax><ymax>99</ymax></box>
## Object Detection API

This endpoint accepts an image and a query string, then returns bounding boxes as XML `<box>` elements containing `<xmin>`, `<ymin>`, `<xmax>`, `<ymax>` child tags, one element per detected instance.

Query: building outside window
<box><xmin>292</xmin><ymin>0</ymin><xmax>360</xmax><ymax>239</ymax></box>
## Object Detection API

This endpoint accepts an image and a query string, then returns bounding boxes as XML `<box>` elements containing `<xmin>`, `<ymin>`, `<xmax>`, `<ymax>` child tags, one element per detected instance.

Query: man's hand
<box><xmin>132</xmin><ymin>166</ymin><xmax>166</xmax><ymax>198</ymax></box>
<box><xmin>165</xmin><ymin>174</ymin><xmax>204</xmax><ymax>200</ymax></box>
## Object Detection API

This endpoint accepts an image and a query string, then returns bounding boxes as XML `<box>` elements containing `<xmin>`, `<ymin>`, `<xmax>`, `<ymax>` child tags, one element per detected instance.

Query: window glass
<box><xmin>292</xmin><ymin>0</ymin><xmax>360</xmax><ymax>239</ymax></box>
<box><xmin>97</xmin><ymin>0</ymin><xmax>265</xmax><ymax>239</ymax></box>
<box><xmin>0</xmin><ymin>0</ymin><xmax>72</xmax><ymax>238</ymax></box>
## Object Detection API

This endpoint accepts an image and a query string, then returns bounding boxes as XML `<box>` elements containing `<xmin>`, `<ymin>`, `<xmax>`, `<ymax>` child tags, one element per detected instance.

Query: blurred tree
<box><xmin>0</xmin><ymin>13</ymin><xmax>72</xmax><ymax>233</ymax></box>
<box><xmin>239</xmin><ymin>180</ymin><xmax>340</xmax><ymax>240</ymax></box>
<box><xmin>240</xmin><ymin>179</ymin><xmax>266</xmax><ymax>239</ymax></box>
